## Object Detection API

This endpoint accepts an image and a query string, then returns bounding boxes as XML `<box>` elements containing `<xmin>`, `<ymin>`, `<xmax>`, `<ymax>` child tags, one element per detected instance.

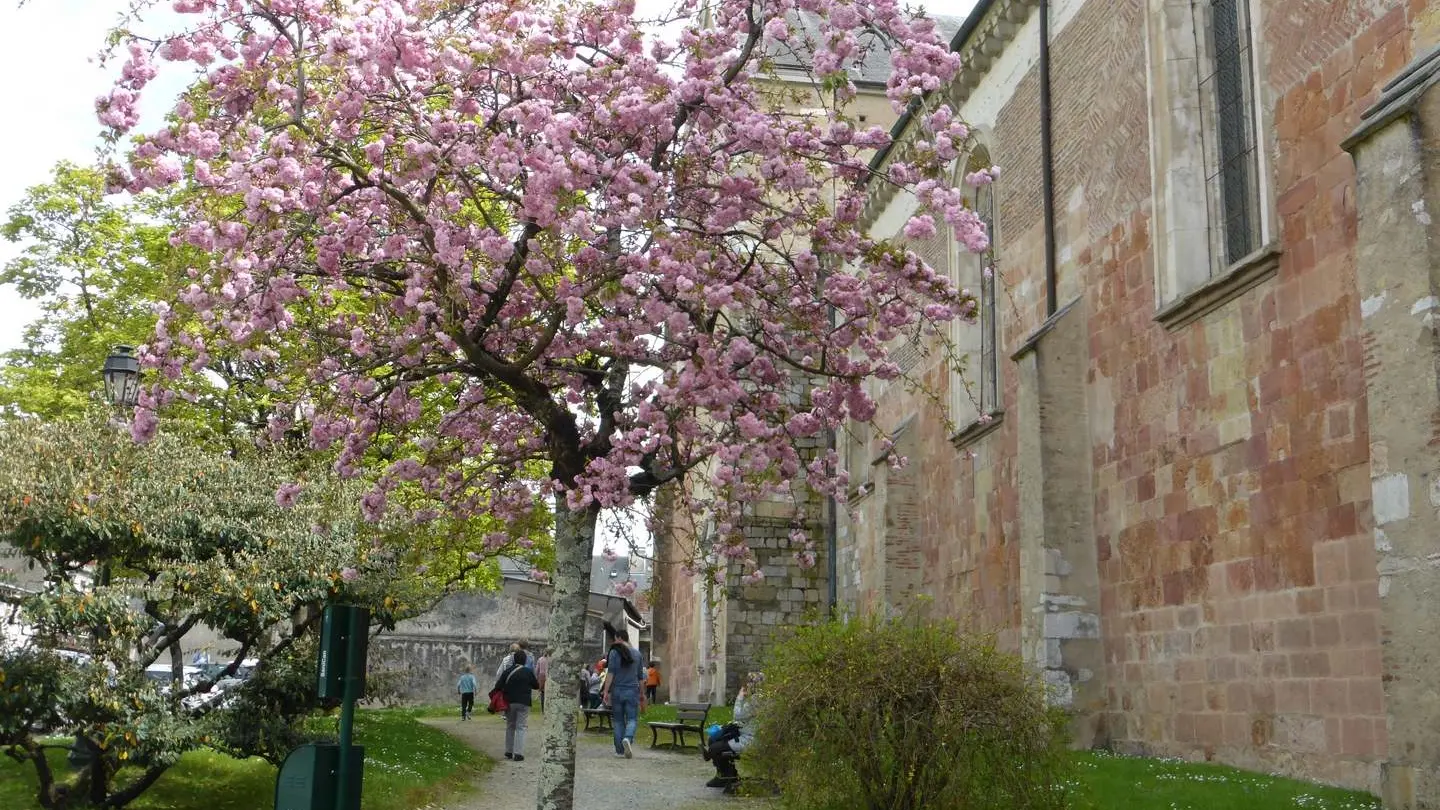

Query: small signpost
<box><xmin>275</xmin><ymin>605</ymin><xmax>370</xmax><ymax>810</ymax></box>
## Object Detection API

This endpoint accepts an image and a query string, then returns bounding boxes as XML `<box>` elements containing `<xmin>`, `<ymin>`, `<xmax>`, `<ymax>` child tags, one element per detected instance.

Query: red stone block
<box><xmin>1279</xmin><ymin>678</ymin><xmax>1311</xmax><ymax>713</ymax></box>
<box><xmin>1175</xmin><ymin>712</ymin><xmax>1197</xmax><ymax>743</ymax></box>
<box><xmin>1314</xmin><ymin>540</ymin><xmax>1351</xmax><ymax>586</ymax></box>
<box><xmin>1325</xmin><ymin>503</ymin><xmax>1358</xmax><ymax>540</ymax></box>
<box><xmin>1345</xmin><ymin>537</ymin><xmax>1376</xmax><ymax>581</ymax></box>
<box><xmin>1278</xmin><ymin>177</ymin><xmax>1319</xmax><ymax>217</ymax></box>
<box><xmin>1291</xmin><ymin>652</ymin><xmax>1331</xmax><ymax>677</ymax></box>
<box><xmin>1338</xmin><ymin>717</ymin><xmax>1372</xmax><ymax>757</ymax></box>
<box><xmin>1296</xmin><ymin>588</ymin><xmax>1326</xmax><ymax>615</ymax></box>
<box><xmin>1341</xmin><ymin>611</ymin><xmax>1379</xmax><ymax>646</ymax></box>
<box><xmin>1227</xmin><ymin>682</ymin><xmax>1252</xmax><ymax>712</ymax></box>
<box><xmin>1278</xmin><ymin>617</ymin><xmax>1314</xmax><ymax>650</ymax></box>
<box><xmin>1349</xmin><ymin>678</ymin><xmax>1385</xmax><ymax>716</ymax></box>
<box><xmin>1194</xmin><ymin>714</ymin><xmax>1224</xmax><ymax>747</ymax></box>
<box><xmin>1263</xmin><ymin>652</ymin><xmax>1291</xmax><ymax>678</ymax></box>
<box><xmin>1313</xmin><ymin>615</ymin><xmax>1342</xmax><ymax>647</ymax></box>
<box><xmin>1252</xmin><ymin>680</ymin><xmax>1278</xmax><ymax>714</ymax></box>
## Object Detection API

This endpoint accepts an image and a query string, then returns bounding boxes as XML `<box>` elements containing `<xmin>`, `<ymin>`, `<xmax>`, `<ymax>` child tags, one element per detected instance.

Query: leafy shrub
<box><xmin>215</xmin><ymin>638</ymin><xmax>326</xmax><ymax>765</ymax></box>
<box><xmin>751</xmin><ymin>613</ymin><xmax>1072</xmax><ymax>810</ymax></box>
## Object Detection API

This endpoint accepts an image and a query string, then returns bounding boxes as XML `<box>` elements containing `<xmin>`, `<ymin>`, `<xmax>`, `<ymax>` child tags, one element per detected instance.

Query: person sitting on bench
<box><xmin>704</xmin><ymin>671</ymin><xmax>761</xmax><ymax>789</ymax></box>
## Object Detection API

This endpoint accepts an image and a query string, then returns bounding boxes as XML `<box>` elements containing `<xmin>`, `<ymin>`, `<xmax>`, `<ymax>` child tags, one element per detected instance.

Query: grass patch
<box><xmin>1070</xmin><ymin>751</ymin><xmax>1379</xmax><ymax>809</ymax></box>
<box><xmin>361</xmin><ymin>703</ymin><xmax>465</xmax><ymax>720</ymax></box>
<box><xmin>0</xmin><ymin>710</ymin><xmax>485</xmax><ymax>810</ymax></box>
<box><xmin>639</xmin><ymin>702</ymin><xmax>733</xmax><ymax>726</ymax></box>
<box><xmin>665</xmin><ymin>750</ymin><xmax>1381</xmax><ymax>810</ymax></box>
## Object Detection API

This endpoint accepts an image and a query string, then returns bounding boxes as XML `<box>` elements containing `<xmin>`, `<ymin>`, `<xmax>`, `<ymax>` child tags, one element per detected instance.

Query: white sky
<box><xmin>0</xmin><ymin>0</ymin><xmax>193</xmax><ymax>353</ymax></box>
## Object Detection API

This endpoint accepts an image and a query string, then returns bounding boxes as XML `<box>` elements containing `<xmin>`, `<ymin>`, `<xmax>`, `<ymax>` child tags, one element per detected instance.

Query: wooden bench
<box><xmin>581</xmin><ymin>707</ymin><xmax>612</xmax><ymax>732</ymax></box>
<box><xmin>646</xmin><ymin>702</ymin><xmax>711</xmax><ymax>749</ymax></box>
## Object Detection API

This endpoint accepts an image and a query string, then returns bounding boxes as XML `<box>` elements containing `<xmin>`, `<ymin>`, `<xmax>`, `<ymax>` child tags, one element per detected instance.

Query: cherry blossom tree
<box><xmin>103</xmin><ymin>0</ymin><xmax>986</xmax><ymax>806</ymax></box>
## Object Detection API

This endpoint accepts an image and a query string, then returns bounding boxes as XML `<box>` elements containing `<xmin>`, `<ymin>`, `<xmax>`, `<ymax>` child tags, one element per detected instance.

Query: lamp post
<box><xmin>102</xmin><ymin>345</ymin><xmax>141</xmax><ymax>409</ymax></box>
<box><xmin>71</xmin><ymin>346</ymin><xmax>142</xmax><ymax>770</ymax></box>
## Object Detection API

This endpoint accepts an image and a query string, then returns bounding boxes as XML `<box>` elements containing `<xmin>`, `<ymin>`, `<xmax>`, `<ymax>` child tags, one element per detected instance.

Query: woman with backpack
<box><xmin>494</xmin><ymin>650</ymin><xmax>540</xmax><ymax>761</ymax></box>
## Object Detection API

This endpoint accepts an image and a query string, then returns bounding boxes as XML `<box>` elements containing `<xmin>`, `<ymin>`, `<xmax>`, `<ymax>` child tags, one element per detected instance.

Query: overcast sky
<box><xmin>0</xmin><ymin>1</ymin><xmax>195</xmax><ymax>353</ymax></box>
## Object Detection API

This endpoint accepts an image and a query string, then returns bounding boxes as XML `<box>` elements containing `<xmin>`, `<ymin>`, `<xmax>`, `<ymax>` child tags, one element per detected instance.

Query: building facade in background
<box><xmin>661</xmin><ymin>0</ymin><xmax>1440</xmax><ymax>805</ymax></box>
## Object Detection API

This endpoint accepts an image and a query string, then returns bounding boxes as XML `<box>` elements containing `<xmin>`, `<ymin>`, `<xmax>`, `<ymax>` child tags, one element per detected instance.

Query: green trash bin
<box><xmin>274</xmin><ymin>742</ymin><xmax>364</xmax><ymax>810</ymax></box>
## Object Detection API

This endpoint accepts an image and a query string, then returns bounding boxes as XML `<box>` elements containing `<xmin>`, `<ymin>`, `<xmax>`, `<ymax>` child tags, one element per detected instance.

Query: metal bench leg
<box><xmin>650</xmin><ymin>726</ymin><xmax>659</xmax><ymax>748</ymax></box>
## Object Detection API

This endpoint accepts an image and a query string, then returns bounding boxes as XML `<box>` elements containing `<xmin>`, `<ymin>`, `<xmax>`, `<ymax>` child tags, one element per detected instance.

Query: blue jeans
<box><xmin>611</xmin><ymin>690</ymin><xmax>639</xmax><ymax>753</ymax></box>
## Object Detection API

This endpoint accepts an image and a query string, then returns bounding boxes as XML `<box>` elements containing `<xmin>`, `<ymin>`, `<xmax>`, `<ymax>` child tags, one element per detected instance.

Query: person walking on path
<box><xmin>496</xmin><ymin>640</ymin><xmax>534</xmax><ymax>676</ymax></box>
<box><xmin>457</xmin><ymin>666</ymin><xmax>478</xmax><ymax>720</ymax></box>
<box><xmin>536</xmin><ymin>651</ymin><xmax>549</xmax><ymax>712</ymax></box>
<box><xmin>601</xmin><ymin>629</ymin><xmax>646</xmax><ymax>758</ymax></box>
<box><xmin>496</xmin><ymin>650</ymin><xmax>540</xmax><ymax>761</ymax></box>
<box><xmin>644</xmin><ymin>660</ymin><xmax>661</xmax><ymax>704</ymax></box>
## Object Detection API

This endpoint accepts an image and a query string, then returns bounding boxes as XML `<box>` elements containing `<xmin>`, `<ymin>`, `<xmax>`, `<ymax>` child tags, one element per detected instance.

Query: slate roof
<box><xmin>765</xmin><ymin>11</ymin><xmax>968</xmax><ymax>86</ymax></box>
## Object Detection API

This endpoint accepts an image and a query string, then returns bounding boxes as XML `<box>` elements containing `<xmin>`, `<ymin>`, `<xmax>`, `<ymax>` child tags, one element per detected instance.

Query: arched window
<box><xmin>948</xmin><ymin>145</ymin><xmax>1001</xmax><ymax>433</ymax></box>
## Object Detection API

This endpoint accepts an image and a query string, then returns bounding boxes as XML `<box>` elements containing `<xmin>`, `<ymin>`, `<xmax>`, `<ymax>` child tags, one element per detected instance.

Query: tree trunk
<box><xmin>535</xmin><ymin>497</ymin><xmax>599</xmax><ymax>810</ymax></box>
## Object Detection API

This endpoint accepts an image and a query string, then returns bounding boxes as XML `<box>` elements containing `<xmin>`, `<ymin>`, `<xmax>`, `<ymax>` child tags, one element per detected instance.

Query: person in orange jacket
<box><xmin>644</xmin><ymin>660</ymin><xmax>661</xmax><ymax>703</ymax></box>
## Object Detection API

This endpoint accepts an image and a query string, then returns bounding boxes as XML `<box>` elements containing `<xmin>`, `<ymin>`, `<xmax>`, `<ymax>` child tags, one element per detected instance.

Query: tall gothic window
<box><xmin>1197</xmin><ymin>0</ymin><xmax>1263</xmax><ymax>268</ymax></box>
<box><xmin>1146</xmin><ymin>0</ymin><xmax>1275</xmax><ymax>323</ymax></box>
<box><xmin>949</xmin><ymin>146</ymin><xmax>1001</xmax><ymax>432</ymax></box>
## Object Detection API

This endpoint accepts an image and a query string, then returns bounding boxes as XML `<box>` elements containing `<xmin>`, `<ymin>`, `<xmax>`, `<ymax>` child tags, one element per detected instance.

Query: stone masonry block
<box><xmin>1044</xmin><ymin>611</ymin><xmax>1101</xmax><ymax>639</ymax></box>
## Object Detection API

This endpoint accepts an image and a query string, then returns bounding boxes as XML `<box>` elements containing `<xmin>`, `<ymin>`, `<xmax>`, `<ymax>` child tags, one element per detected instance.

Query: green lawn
<box><xmin>639</xmin><ymin>702</ymin><xmax>733</xmax><ymax>727</ymax></box>
<box><xmin>0</xmin><ymin>710</ymin><xmax>486</xmax><ymax>810</ymax></box>
<box><xmin>1069</xmin><ymin>751</ymin><xmax>1377</xmax><ymax>810</ymax></box>
<box><xmin>689</xmin><ymin>750</ymin><xmax>1380</xmax><ymax>810</ymax></box>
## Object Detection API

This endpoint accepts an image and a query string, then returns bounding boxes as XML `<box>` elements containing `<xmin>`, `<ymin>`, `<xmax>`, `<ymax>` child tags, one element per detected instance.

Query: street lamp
<box><xmin>72</xmin><ymin>345</ymin><xmax>142</xmax><ymax>770</ymax></box>
<box><xmin>102</xmin><ymin>345</ymin><xmax>141</xmax><ymax>408</ymax></box>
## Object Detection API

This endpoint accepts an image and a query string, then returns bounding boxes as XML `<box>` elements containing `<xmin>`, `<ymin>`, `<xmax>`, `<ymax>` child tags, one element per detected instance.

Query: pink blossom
<box><xmin>340</xmin><ymin>567</ymin><xmax>360</xmax><ymax>582</ymax></box>
<box><xmin>130</xmin><ymin>408</ymin><xmax>159</xmax><ymax>444</ymax></box>
<box><xmin>360</xmin><ymin>488</ymin><xmax>387</xmax><ymax>522</ymax></box>
<box><xmin>903</xmin><ymin>215</ymin><xmax>937</xmax><ymax>240</ymax></box>
<box><xmin>275</xmin><ymin>482</ymin><xmax>303</xmax><ymax>508</ymax></box>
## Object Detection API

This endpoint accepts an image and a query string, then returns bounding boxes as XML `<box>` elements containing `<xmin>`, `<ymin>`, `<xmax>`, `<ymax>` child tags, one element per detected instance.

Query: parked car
<box><xmin>143</xmin><ymin>663</ymin><xmax>204</xmax><ymax>695</ymax></box>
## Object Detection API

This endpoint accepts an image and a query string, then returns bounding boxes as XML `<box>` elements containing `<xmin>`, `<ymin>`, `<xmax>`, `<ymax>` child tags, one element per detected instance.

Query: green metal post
<box><xmin>334</xmin><ymin>607</ymin><xmax>366</xmax><ymax>810</ymax></box>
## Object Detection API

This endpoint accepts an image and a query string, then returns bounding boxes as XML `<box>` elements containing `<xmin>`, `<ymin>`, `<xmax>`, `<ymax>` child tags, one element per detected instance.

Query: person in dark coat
<box><xmin>497</xmin><ymin>650</ymin><xmax>540</xmax><ymax>761</ymax></box>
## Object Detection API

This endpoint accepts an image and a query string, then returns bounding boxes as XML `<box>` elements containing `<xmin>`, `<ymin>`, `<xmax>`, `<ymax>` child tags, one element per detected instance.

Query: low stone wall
<box><xmin>366</xmin><ymin>586</ymin><xmax>615</xmax><ymax>705</ymax></box>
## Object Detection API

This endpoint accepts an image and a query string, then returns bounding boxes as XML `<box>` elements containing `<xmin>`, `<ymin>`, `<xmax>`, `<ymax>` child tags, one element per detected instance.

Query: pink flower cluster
<box><xmin>108</xmin><ymin>0</ymin><xmax>988</xmax><ymax>586</ymax></box>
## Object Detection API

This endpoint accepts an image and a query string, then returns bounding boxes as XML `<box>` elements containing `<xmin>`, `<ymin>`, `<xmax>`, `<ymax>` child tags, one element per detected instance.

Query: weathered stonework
<box><xmin>369</xmin><ymin>581</ymin><xmax>631</xmax><ymax>705</ymax></box>
<box><xmin>1014</xmin><ymin>301</ymin><xmax>1106</xmax><ymax>745</ymax></box>
<box><xmin>722</xmin><ymin>516</ymin><xmax>829</xmax><ymax>698</ymax></box>
<box><xmin>1343</xmin><ymin>43</ymin><xmax>1440</xmax><ymax>809</ymax></box>
<box><xmin>840</xmin><ymin>0</ymin><xmax>1434</xmax><ymax>798</ymax></box>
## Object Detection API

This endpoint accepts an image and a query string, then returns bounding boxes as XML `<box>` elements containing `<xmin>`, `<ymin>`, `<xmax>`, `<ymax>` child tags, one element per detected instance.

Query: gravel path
<box><xmin>421</xmin><ymin>713</ymin><xmax>741</xmax><ymax>810</ymax></box>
